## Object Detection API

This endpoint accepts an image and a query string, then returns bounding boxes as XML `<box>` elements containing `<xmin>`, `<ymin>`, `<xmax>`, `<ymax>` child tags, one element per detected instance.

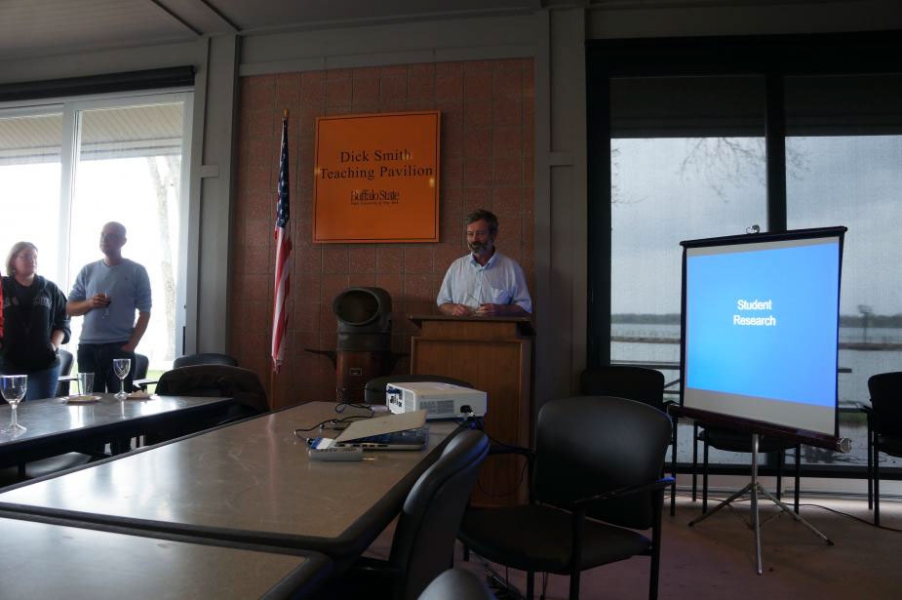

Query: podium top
<box><xmin>408</xmin><ymin>314</ymin><xmax>535</xmax><ymax>336</ymax></box>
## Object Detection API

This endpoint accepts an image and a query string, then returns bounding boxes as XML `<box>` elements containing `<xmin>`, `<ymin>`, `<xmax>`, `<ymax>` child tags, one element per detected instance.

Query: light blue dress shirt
<box><xmin>436</xmin><ymin>251</ymin><xmax>532</xmax><ymax>313</ymax></box>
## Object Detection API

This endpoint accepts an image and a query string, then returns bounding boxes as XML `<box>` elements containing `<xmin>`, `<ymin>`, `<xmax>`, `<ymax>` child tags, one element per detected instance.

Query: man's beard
<box><xmin>469</xmin><ymin>241</ymin><xmax>487</xmax><ymax>253</ymax></box>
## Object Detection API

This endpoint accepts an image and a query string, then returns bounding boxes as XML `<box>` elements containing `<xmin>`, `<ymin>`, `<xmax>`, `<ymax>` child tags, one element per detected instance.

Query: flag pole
<box><xmin>270</xmin><ymin>108</ymin><xmax>291</xmax><ymax>409</ymax></box>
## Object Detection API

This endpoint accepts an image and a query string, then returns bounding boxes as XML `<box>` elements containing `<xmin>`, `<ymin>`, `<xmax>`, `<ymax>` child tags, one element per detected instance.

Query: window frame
<box><xmin>0</xmin><ymin>87</ymin><xmax>194</xmax><ymax>367</ymax></box>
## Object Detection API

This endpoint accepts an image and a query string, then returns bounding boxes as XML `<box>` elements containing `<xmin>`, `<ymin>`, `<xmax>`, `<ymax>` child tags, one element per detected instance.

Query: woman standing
<box><xmin>0</xmin><ymin>242</ymin><xmax>70</xmax><ymax>400</ymax></box>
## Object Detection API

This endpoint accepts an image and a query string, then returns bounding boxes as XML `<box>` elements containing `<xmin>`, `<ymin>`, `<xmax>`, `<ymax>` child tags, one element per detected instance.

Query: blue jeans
<box><xmin>25</xmin><ymin>363</ymin><xmax>63</xmax><ymax>401</ymax></box>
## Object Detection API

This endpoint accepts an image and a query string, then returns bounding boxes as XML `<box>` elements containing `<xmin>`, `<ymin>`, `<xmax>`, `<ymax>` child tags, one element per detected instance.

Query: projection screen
<box><xmin>680</xmin><ymin>227</ymin><xmax>847</xmax><ymax>440</ymax></box>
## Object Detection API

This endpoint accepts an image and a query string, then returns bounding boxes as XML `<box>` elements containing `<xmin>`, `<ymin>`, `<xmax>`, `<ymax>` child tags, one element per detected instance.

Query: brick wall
<box><xmin>231</xmin><ymin>59</ymin><xmax>534</xmax><ymax>408</ymax></box>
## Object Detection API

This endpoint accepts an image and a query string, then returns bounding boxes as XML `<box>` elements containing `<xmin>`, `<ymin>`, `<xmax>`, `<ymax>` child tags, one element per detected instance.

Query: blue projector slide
<box><xmin>685</xmin><ymin>240</ymin><xmax>840</xmax><ymax>409</ymax></box>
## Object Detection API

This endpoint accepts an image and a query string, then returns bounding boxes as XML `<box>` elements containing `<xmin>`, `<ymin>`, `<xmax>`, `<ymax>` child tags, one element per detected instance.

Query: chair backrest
<box><xmin>534</xmin><ymin>395</ymin><xmax>672</xmax><ymax>529</ymax></box>
<box><xmin>156</xmin><ymin>364</ymin><xmax>268</xmax><ymax>412</ymax></box>
<box><xmin>133</xmin><ymin>353</ymin><xmax>149</xmax><ymax>379</ymax></box>
<box><xmin>54</xmin><ymin>349</ymin><xmax>75</xmax><ymax>396</ymax></box>
<box><xmin>172</xmin><ymin>353</ymin><xmax>238</xmax><ymax>369</ymax></box>
<box><xmin>364</xmin><ymin>374</ymin><xmax>474</xmax><ymax>405</ymax></box>
<box><xmin>390</xmin><ymin>430</ymin><xmax>489</xmax><ymax>600</ymax></box>
<box><xmin>868</xmin><ymin>372</ymin><xmax>902</xmax><ymax>436</ymax></box>
<box><xmin>418</xmin><ymin>568</ymin><xmax>497</xmax><ymax>600</ymax></box>
<box><xmin>579</xmin><ymin>366</ymin><xmax>665</xmax><ymax>410</ymax></box>
<box><xmin>58</xmin><ymin>349</ymin><xmax>74</xmax><ymax>375</ymax></box>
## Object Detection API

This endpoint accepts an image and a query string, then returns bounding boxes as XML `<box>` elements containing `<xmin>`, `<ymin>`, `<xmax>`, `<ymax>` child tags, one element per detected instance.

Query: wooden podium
<box><xmin>409</xmin><ymin>315</ymin><xmax>534</xmax><ymax>506</ymax></box>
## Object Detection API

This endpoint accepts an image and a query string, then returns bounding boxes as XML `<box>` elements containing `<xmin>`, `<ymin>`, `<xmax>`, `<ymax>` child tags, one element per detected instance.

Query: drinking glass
<box><xmin>113</xmin><ymin>358</ymin><xmax>131</xmax><ymax>401</ymax></box>
<box><xmin>78</xmin><ymin>372</ymin><xmax>95</xmax><ymax>397</ymax></box>
<box><xmin>1</xmin><ymin>375</ymin><xmax>28</xmax><ymax>434</ymax></box>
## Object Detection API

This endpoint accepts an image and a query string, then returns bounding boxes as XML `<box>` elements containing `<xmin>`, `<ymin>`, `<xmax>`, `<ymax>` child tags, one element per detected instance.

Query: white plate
<box><xmin>65</xmin><ymin>395</ymin><xmax>101</xmax><ymax>403</ymax></box>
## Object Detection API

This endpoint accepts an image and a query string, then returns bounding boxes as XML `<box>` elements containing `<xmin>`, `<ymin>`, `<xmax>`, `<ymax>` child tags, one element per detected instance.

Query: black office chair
<box><xmin>0</xmin><ymin>444</ymin><xmax>102</xmax><ymax>486</ymax></box>
<box><xmin>156</xmin><ymin>364</ymin><xmax>267</xmax><ymax>412</ymax></box>
<box><xmin>865</xmin><ymin>372</ymin><xmax>902</xmax><ymax>526</ymax></box>
<box><xmin>365</xmin><ymin>374</ymin><xmax>473</xmax><ymax>405</ymax></box>
<box><xmin>146</xmin><ymin>365</ymin><xmax>268</xmax><ymax>444</ymax></box>
<box><xmin>54</xmin><ymin>349</ymin><xmax>75</xmax><ymax>397</ymax></box>
<box><xmin>128</xmin><ymin>353</ymin><xmax>152</xmax><ymax>391</ymax></box>
<box><xmin>693</xmin><ymin>424</ymin><xmax>801</xmax><ymax>514</ymax></box>
<box><xmin>418</xmin><ymin>568</ymin><xmax>496</xmax><ymax>600</ymax></box>
<box><xmin>173</xmin><ymin>352</ymin><xmax>238</xmax><ymax>369</ymax></box>
<box><xmin>459</xmin><ymin>396</ymin><xmax>673</xmax><ymax>600</ymax></box>
<box><xmin>321</xmin><ymin>430</ymin><xmax>489</xmax><ymax>600</ymax></box>
<box><xmin>580</xmin><ymin>365</ymin><xmax>677</xmax><ymax>515</ymax></box>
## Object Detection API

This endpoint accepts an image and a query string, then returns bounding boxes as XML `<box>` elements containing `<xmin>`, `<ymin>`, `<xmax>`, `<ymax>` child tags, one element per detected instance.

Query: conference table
<box><xmin>0</xmin><ymin>394</ymin><xmax>235</xmax><ymax>470</ymax></box>
<box><xmin>0</xmin><ymin>516</ymin><xmax>330</xmax><ymax>599</ymax></box>
<box><xmin>0</xmin><ymin>402</ymin><xmax>463</xmax><ymax>564</ymax></box>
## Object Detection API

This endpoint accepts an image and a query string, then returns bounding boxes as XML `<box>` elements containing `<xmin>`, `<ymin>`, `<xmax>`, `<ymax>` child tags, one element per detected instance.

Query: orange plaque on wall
<box><xmin>313</xmin><ymin>111</ymin><xmax>440</xmax><ymax>243</ymax></box>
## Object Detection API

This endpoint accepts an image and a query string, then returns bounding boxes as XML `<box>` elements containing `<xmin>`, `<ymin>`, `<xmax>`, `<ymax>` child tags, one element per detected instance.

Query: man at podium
<box><xmin>437</xmin><ymin>209</ymin><xmax>531</xmax><ymax>317</ymax></box>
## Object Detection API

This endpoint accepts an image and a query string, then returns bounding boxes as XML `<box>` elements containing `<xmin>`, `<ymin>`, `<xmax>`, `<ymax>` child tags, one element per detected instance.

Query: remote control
<box><xmin>308</xmin><ymin>446</ymin><xmax>364</xmax><ymax>462</ymax></box>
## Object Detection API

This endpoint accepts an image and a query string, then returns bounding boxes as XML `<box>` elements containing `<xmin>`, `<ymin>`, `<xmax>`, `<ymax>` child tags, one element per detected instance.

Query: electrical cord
<box><xmin>673</xmin><ymin>490</ymin><xmax>902</xmax><ymax>533</ymax></box>
<box><xmin>467</xmin><ymin>414</ymin><xmax>524</xmax><ymax>451</ymax></box>
<box><xmin>460</xmin><ymin>413</ymin><xmax>531</xmax><ymax>498</ymax></box>
<box><xmin>796</xmin><ymin>502</ymin><xmax>902</xmax><ymax>533</ymax></box>
<box><xmin>292</xmin><ymin>407</ymin><xmax>374</xmax><ymax>443</ymax></box>
<box><xmin>334</xmin><ymin>401</ymin><xmax>374</xmax><ymax>416</ymax></box>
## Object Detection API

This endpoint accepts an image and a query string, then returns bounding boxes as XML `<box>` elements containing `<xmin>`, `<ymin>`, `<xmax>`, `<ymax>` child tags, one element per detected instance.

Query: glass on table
<box><xmin>78</xmin><ymin>372</ymin><xmax>94</xmax><ymax>396</ymax></box>
<box><xmin>113</xmin><ymin>358</ymin><xmax>131</xmax><ymax>401</ymax></box>
<box><xmin>1</xmin><ymin>374</ymin><xmax>28</xmax><ymax>434</ymax></box>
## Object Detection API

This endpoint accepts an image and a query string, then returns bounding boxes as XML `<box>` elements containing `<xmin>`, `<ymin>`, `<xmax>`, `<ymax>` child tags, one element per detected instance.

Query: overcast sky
<box><xmin>611</xmin><ymin>135</ymin><xmax>902</xmax><ymax>316</ymax></box>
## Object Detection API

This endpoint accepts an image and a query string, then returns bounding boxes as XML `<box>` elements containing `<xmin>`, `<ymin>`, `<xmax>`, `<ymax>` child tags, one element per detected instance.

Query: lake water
<box><xmin>611</xmin><ymin>324</ymin><xmax>901</xmax><ymax>468</ymax></box>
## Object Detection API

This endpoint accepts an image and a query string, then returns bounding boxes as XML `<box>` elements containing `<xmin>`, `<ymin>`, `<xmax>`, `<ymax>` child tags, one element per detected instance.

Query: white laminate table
<box><xmin>0</xmin><ymin>516</ymin><xmax>330</xmax><ymax>599</ymax></box>
<box><xmin>0</xmin><ymin>402</ymin><xmax>462</xmax><ymax>561</ymax></box>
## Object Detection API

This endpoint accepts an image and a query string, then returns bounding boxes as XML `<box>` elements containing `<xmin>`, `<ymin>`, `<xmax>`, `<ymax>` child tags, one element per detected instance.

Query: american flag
<box><xmin>271</xmin><ymin>114</ymin><xmax>292</xmax><ymax>372</ymax></box>
<box><xmin>0</xmin><ymin>268</ymin><xmax>4</xmax><ymax>337</ymax></box>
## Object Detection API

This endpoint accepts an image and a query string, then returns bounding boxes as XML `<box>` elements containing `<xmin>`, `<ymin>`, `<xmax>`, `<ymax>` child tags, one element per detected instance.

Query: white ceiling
<box><xmin>0</xmin><ymin>0</ymin><xmax>543</xmax><ymax>60</ymax></box>
<box><xmin>2</xmin><ymin>1</ymin><xmax>889</xmax><ymax>62</ymax></box>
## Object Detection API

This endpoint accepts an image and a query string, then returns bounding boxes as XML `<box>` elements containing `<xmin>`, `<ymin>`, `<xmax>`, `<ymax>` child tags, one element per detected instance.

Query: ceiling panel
<box><xmin>0</xmin><ymin>0</ymin><xmax>539</xmax><ymax>60</ymax></box>
<box><xmin>0</xmin><ymin>0</ymin><xmax>199</xmax><ymax>60</ymax></box>
<box><xmin>211</xmin><ymin>0</ymin><xmax>536</xmax><ymax>31</ymax></box>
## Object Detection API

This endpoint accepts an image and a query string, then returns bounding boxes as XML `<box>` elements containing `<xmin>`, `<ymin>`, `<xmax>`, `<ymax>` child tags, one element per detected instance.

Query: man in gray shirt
<box><xmin>67</xmin><ymin>222</ymin><xmax>152</xmax><ymax>393</ymax></box>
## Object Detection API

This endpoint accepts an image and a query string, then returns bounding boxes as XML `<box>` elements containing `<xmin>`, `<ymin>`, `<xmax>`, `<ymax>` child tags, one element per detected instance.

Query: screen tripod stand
<box><xmin>688</xmin><ymin>432</ymin><xmax>833</xmax><ymax>574</ymax></box>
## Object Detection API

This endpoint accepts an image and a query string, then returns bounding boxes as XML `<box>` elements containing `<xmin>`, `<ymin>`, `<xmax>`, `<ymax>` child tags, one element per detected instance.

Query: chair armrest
<box><xmin>326</xmin><ymin>556</ymin><xmax>402</xmax><ymax>597</ymax></box>
<box><xmin>481</xmin><ymin>442</ymin><xmax>535</xmax><ymax>502</ymax></box>
<box><xmin>350</xmin><ymin>556</ymin><xmax>403</xmax><ymax>578</ymax></box>
<box><xmin>573</xmin><ymin>476</ymin><xmax>675</xmax><ymax>506</ymax></box>
<box><xmin>132</xmin><ymin>377</ymin><xmax>158</xmax><ymax>391</ymax></box>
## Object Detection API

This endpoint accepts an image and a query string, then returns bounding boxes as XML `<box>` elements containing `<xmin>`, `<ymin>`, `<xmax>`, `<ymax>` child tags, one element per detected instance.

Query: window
<box><xmin>0</xmin><ymin>111</ymin><xmax>65</xmax><ymax>280</ymax></box>
<box><xmin>785</xmin><ymin>73</ymin><xmax>902</xmax><ymax>470</ymax></box>
<box><xmin>588</xmin><ymin>34</ymin><xmax>902</xmax><ymax>478</ymax></box>
<box><xmin>608</xmin><ymin>75</ymin><xmax>768</xmax><ymax>467</ymax></box>
<box><xmin>0</xmin><ymin>91</ymin><xmax>192</xmax><ymax>370</ymax></box>
<box><xmin>610</xmin><ymin>76</ymin><xmax>767</xmax><ymax>370</ymax></box>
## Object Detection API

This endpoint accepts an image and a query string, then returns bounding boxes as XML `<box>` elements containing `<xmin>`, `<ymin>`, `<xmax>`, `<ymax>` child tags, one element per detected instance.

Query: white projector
<box><xmin>385</xmin><ymin>382</ymin><xmax>487</xmax><ymax>419</ymax></box>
